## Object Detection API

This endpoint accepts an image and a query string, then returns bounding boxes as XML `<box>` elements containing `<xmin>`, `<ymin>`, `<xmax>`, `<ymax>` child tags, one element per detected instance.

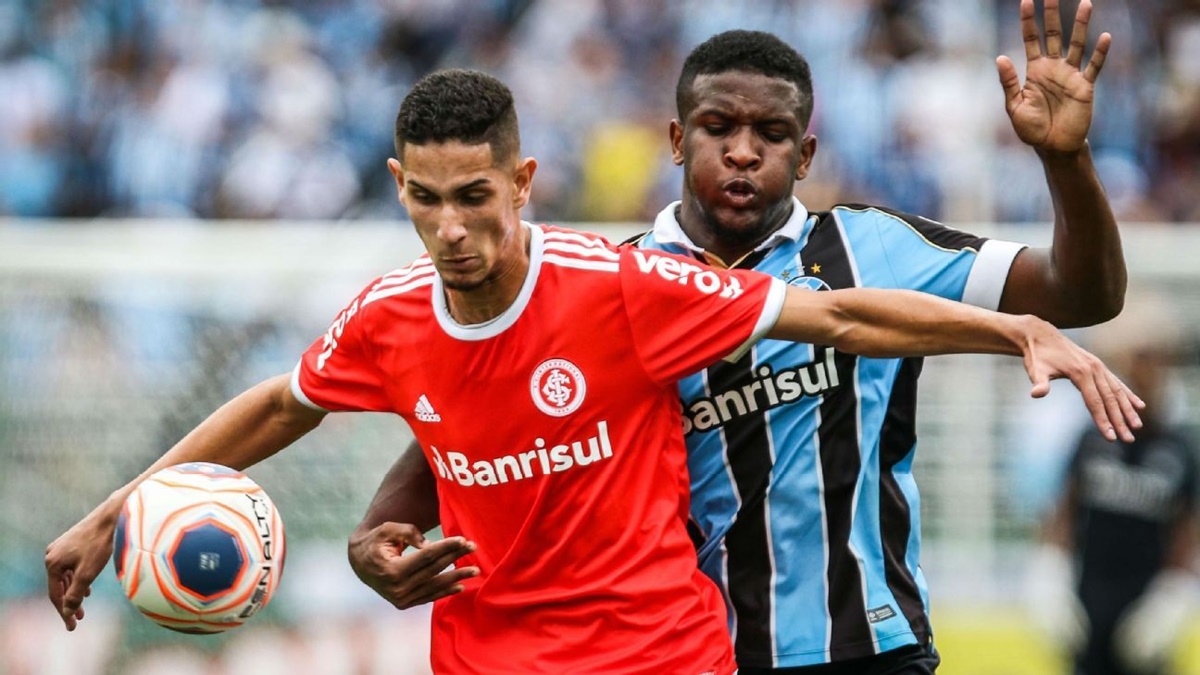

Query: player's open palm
<box><xmin>45</xmin><ymin>507</ymin><xmax>116</xmax><ymax>631</ymax></box>
<box><xmin>997</xmin><ymin>0</ymin><xmax>1111</xmax><ymax>152</ymax></box>
<box><xmin>348</xmin><ymin>522</ymin><xmax>479</xmax><ymax>610</ymax></box>
<box><xmin>1020</xmin><ymin>317</ymin><xmax>1144</xmax><ymax>443</ymax></box>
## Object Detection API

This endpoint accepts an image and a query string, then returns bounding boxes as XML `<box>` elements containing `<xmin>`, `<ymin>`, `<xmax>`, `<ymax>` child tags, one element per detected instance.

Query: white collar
<box><xmin>649</xmin><ymin>196</ymin><xmax>810</xmax><ymax>255</ymax></box>
<box><xmin>433</xmin><ymin>221</ymin><xmax>542</xmax><ymax>340</ymax></box>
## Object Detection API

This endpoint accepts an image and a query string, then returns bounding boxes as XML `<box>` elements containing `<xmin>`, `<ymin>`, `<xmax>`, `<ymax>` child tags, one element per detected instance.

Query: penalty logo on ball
<box><xmin>113</xmin><ymin>462</ymin><xmax>285</xmax><ymax>634</ymax></box>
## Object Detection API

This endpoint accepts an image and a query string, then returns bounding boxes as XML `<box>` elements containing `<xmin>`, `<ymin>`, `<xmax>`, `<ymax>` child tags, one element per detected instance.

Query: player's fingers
<box><xmin>45</xmin><ymin>563</ymin><xmax>74</xmax><ymax>629</ymax></box>
<box><xmin>996</xmin><ymin>56</ymin><xmax>1022</xmax><ymax>105</ymax></box>
<box><xmin>1126</xmin><ymin>381</ymin><xmax>1146</xmax><ymax>410</ymax></box>
<box><xmin>45</xmin><ymin>558</ymin><xmax>65</xmax><ymax>608</ymax></box>
<box><xmin>1044</xmin><ymin>0</ymin><xmax>1064</xmax><ymax>57</ymax></box>
<box><xmin>396</xmin><ymin>567</ymin><xmax>479</xmax><ymax>609</ymax></box>
<box><xmin>1024</xmin><ymin>349</ymin><xmax>1052</xmax><ymax>398</ymax></box>
<box><xmin>1075</xmin><ymin>370</ymin><xmax>1117</xmax><ymax>441</ymax></box>
<box><xmin>1091</xmin><ymin>362</ymin><xmax>1133</xmax><ymax>442</ymax></box>
<box><xmin>391</xmin><ymin>538</ymin><xmax>474</xmax><ymax>580</ymax></box>
<box><xmin>1020</xmin><ymin>0</ymin><xmax>1042</xmax><ymax>62</ymax></box>
<box><xmin>1109</xmin><ymin>371</ymin><xmax>1143</xmax><ymax>430</ymax></box>
<box><xmin>61</xmin><ymin>567</ymin><xmax>95</xmax><ymax>620</ymax></box>
<box><xmin>1083</xmin><ymin>32</ymin><xmax>1112</xmax><ymax>83</ymax></box>
<box><xmin>392</xmin><ymin>566</ymin><xmax>476</xmax><ymax>607</ymax></box>
<box><xmin>397</xmin><ymin>583</ymin><xmax>464</xmax><ymax>610</ymax></box>
<box><xmin>1065</xmin><ymin>0</ymin><xmax>1092</xmax><ymax>67</ymax></box>
<box><xmin>375</xmin><ymin>522</ymin><xmax>427</xmax><ymax>549</ymax></box>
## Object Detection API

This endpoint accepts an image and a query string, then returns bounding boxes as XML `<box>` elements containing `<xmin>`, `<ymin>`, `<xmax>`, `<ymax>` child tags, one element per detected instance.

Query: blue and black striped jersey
<box><xmin>636</xmin><ymin>198</ymin><xmax>1025</xmax><ymax>668</ymax></box>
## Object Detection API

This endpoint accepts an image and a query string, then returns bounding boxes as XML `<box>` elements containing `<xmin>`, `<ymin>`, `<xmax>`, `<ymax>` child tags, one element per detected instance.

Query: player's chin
<box><xmin>709</xmin><ymin>204</ymin><xmax>767</xmax><ymax>235</ymax></box>
<box><xmin>440</xmin><ymin>273</ymin><xmax>487</xmax><ymax>292</ymax></box>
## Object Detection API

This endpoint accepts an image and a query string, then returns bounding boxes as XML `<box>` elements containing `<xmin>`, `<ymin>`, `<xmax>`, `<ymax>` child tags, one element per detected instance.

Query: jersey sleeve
<box><xmin>618</xmin><ymin>246</ymin><xmax>785</xmax><ymax>385</ymax></box>
<box><xmin>290</xmin><ymin>279</ymin><xmax>392</xmax><ymax>413</ymax></box>
<box><xmin>869</xmin><ymin>207</ymin><xmax>1025</xmax><ymax>310</ymax></box>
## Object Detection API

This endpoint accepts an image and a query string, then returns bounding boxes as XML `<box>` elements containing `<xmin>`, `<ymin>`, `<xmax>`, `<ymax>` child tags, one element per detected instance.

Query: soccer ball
<box><xmin>113</xmin><ymin>462</ymin><xmax>286</xmax><ymax>633</ymax></box>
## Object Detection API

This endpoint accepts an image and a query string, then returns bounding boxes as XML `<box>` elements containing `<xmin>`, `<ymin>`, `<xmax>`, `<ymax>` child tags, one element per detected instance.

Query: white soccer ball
<box><xmin>113</xmin><ymin>462</ymin><xmax>286</xmax><ymax>633</ymax></box>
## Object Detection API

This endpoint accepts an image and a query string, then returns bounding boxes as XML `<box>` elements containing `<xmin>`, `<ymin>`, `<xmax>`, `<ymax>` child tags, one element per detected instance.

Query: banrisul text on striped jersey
<box><xmin>682</xmin><ymin>347</ymin><xmax>841</xmax><ymax>436</ymax></box>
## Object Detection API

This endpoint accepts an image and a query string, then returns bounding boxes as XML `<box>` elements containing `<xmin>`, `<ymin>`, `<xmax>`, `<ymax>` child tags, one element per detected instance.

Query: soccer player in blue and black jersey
<box><xmin>347</xmin><ymin>2</ymin><xmax>1129</xmax><ymax>673</ymax></box>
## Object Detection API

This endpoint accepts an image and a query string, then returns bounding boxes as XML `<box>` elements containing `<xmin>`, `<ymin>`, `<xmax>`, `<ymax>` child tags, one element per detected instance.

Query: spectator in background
<box><xmin>5</xmin><ymin>0</ymin><xmax>1200</xmax><ymax>225</ymax></box>
<box><xmin>1028</xmin><ymin>289</ymin><xmax>1200</xmax><ymax>675</ymax></box>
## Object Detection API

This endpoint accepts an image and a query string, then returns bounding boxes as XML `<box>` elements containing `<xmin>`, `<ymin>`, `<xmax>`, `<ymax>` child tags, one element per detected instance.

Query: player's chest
<box><xmin>371</xmin><ymin>304</ymin><xmax>642</xmax><ymax>425</ymax></box>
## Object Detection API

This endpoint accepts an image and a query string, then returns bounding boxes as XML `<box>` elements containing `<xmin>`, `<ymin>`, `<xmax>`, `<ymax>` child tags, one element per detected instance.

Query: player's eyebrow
<box><xmin>406</xmin><ymin>177</ymin><xmax>492</xmax><ymax>195</ymax></box>
<box><xmin>693</xmin><ymin>105</ymin><xmax>798</xmax><ymax>126</ymax></box>
<box><xmin>453</xmin><ymin>178</ymin><xmax>493</xmax><ymax>194</ymax></box>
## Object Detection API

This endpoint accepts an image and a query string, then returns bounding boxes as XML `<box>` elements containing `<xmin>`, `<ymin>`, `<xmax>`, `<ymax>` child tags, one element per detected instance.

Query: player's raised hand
<box><xmin>348</xmin><ymin>522</ymin><xmax>479</xmax><ymax>610</ymax></box>
<box><xmin>997</xmin><ymin>0</ymin><xmax>1111</xmax><ymax>152</ymax></box>
<box><xmin>45</xmin><ymin>505</ymin><xmax>119</xmax><ymax>630</ymax></box>
<box><xmin>1019</xmin><ymin>316</ymin><xmax>1144</xmax><ymax>442</ymax></box>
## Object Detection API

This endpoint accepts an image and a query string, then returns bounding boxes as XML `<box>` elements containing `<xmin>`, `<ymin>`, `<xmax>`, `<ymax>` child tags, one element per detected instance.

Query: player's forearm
<box><xmin>100</xmin><ymin>374</ymin><xmax>324</xmax><ymax>514</ymax></box>
<box><xmin>354</xmin><ymin>439</ymin><xmax>440</xmax><ymax>537</ymax></box>
<box><xmin>1039</xmin><ymin>143</ymin><xmax>1127</xmax><ymax>324</ymax></box>
<box><xmin>769</xmin><ymin>287</ymin><xmax>1032</xmax><ymax>359</ymax></box>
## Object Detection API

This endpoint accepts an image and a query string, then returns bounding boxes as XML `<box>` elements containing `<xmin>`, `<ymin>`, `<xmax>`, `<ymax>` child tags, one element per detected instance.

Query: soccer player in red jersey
<box><xmin>46</xmin><ymin>69</ymin><xmax>1141</xmax><ymax>674</ymax></box>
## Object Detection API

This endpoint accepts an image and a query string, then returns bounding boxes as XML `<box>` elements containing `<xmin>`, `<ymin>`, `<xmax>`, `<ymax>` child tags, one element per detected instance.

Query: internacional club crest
<box><xmin>530</xmin><ymin>358</ymin><xmax>586</xmax><ymax>417</ymax></box>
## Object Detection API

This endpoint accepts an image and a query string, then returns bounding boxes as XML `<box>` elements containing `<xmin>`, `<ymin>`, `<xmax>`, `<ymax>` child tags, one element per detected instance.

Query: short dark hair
<box><xmin>394</xmin><ymin>69</ymin><xmax>520</xmax><ymax>164</ymax></box>
<box><xmin>676</xmin><ymin>30</ymin><xmax>814</xmax><ymax>131</ymax></box>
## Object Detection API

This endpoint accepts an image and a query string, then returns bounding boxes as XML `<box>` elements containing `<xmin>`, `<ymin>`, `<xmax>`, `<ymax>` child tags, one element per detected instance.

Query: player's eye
<box><xmin>760</xmin><ymin>128</ymin><xmax>789</xmax><ymax>143</ymax></box>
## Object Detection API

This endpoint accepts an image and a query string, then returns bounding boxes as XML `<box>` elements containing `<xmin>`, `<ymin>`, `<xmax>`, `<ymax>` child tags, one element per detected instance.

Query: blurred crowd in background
<box><xmin>4</xmin><ymin>2</ymin><xmax>1200</xmax><ymax>673</ymax></box>
<box><xmin>3</xmin><ymin>0</ymin><xmax>1200</xmax><ymax>226</ymax></box>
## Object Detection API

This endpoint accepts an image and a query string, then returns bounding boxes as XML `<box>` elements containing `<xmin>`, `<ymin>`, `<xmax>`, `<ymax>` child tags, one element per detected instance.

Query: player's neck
<box><xmin>677</xmin><ymin>200</ymin><xmax>789</xmax><ymax>268</ymax></box>
<box><xmin>444</xmin><ymin>226</ymin><xmax>531</xmax><ymax>325</ymax></box>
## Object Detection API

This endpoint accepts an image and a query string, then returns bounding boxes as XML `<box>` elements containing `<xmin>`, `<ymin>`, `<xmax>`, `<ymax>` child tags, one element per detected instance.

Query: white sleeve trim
<box><xmin>725</xmin><ymin>278</ymin><xmax>787</xmax><ymax>363</ymax></box>
<box><xmin>290</xmin><ymin>362</ymin><xmax>329</xmax><ymax>412</ymax></box>
<box><xmin>961</xmin><ymin>239</ymin><xmax>1026</xmax><ymax>311</ymax></box>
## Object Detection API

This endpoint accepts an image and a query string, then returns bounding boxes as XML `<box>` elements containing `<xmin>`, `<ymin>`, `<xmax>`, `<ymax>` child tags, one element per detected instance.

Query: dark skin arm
<box><xmin>995</xmin><ymin>0</ymin><xmax>1125</xmax><ymax>326</ymax></box>
<box><xmin>347</xmin><ymin>440</ymin><xmax>476</xmax><ymax>610</ymax></box>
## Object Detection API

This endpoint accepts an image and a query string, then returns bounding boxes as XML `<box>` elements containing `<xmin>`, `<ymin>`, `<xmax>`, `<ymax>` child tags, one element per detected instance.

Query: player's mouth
<box><xmin>720</xmin><ymin>179</ymin><xmax>758</xmax><ymax>208</ymax></box>
<box><xmin>440</xmin><ymin>254</ymin><xmax>479</xmax><ymax>272</ymax></box>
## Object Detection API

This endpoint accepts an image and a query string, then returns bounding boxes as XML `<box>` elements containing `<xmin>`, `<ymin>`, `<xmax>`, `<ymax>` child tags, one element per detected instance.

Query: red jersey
<box><xmin>292</xmin><ymin>224</ymin><xmax>785</xmax><ymax>674</ymax></box>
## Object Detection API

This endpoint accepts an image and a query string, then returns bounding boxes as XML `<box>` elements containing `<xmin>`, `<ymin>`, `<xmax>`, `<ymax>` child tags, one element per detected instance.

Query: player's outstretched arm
<box><xmin>995</xmin><ymin>0</ymin><xmax>1124</xmax><ymax>326</ymax></box>
<box><xmin>44</xmin><ymin>373</ymin><xmax>325</xmax><ymax>631</ymax></box>
<box><xmin>348</xmin><ymin>439</ymin><xmax>477</xmax><ymax>610</ymax></box>
<box><xmin>766</xmin><ymin>286</ymin><xmax>1143</xmax><ymax>441</ymax></box>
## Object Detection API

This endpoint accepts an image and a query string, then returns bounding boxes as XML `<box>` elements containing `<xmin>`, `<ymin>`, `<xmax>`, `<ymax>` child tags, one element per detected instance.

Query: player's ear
<box><xmin>387</xmin><ymin>158</ymin><xmax>407</xmax><ymax>206</ymax></box>
<box><xmin>669</xmin><ymin>120</ymin><xmax>685</xmax><ymax>166</ymax></box>
<box><xmin>512</xmin><ymin>156</ymin><xmax>537</xmax><ymax>209</ymax></box>
<box><xmin>795</xmin><ymin>134</ymin><xmax>817</xmax><ymax>181</ymax></box>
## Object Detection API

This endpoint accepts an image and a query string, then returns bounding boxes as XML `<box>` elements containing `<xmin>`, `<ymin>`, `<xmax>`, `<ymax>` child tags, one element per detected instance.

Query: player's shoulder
<box><xmin>824</xmin><ymin>203</ymin><xmax>985</xmax><ymax>252</ymax></box>
<box><xmin>822</xmin><ymin>203</ymin><xmax>932</xmax><ymax>228</ymax></box>
<box><xmin>358</xmin><ymin>255</ymin><xmax>437</xmax><ymax>308</ymax></box>
<box><xmin>539</xmin><ymin>223</ymin><xmax>621</xmax><ymax>249</ymax></box>
<box><xmin>537</xmin><ymin>223</ymin><xmax>623</xmax><ymax>272</ymax></box>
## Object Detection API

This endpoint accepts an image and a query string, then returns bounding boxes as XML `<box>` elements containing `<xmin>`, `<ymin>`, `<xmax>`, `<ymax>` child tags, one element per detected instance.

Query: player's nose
<box><xmin>723</xmin><ymin>129</ymin><xmax>761</xmax><ymax>170</ymax></box>
<box><xmin>435</xmin><ymin>209</ymin><xmax>468</xmax><ymax>244</ymax></box>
